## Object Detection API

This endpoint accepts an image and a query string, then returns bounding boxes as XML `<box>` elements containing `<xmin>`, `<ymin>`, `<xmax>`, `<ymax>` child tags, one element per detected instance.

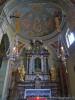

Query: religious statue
<box><xmin>50</xmin><ymin>67</ymin><xmax>57</xmax><ymax>81</ymax></box>
<box><xmin>55</xmin><ymin>16</ymin><xmax>61</xmax><ymax>32</ymax></box>
<box><xmin>18</xmin><ymin>65</ymin><xmax>25</xmax><ymax>81</ymax></box>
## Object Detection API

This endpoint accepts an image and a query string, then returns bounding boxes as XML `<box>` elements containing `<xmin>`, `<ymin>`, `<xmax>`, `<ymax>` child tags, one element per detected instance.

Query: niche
<box><xmin>35</xmin><ymin>57</ymin><xmax>41</xmax><ymax>72</ymax></box>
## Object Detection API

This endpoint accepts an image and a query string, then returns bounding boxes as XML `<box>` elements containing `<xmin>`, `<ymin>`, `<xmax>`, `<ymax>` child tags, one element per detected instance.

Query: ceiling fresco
<box><xmin>2</xmin><ymin>0</ymin><xmax>69</xmax><ymax>40</ymax></box>
<box><xmin>7</xmin><ymin>3</ymin><xmax>62</xmax><ymax>37</ymax></box>
<box><xmin>0</xmin><ymin>0</ymin><xmax>75</xmax><ymax>48</ymax></box>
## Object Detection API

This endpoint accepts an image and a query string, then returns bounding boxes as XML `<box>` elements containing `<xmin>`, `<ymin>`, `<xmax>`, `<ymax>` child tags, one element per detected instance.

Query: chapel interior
<box><xmin>0</xmin><ymin>0</ymin><xmax>75</xmax><ymax>100</ymax></box>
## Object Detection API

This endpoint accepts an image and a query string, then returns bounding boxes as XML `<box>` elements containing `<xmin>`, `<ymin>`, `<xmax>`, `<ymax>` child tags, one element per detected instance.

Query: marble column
<box><xmin>44</xmin><ymin>57</ymin><xmax>47</xmax><ymax>73</ymax></box>
<box><xmin>27</xmin><ymin>57</ymin><xmax>29</xmax><ymax>74</ymax></box>
<box><xmin>41</xmin><ymin>56</ymin><xmax>44</xmax><ymax>73</ymax></box>
<box><xmin>32</xmin><ymin>56</ymin><xmax>34</xmax><ymax>73</ymax></box>
<box><xmin>29</xmin><ymin>56</ymin><xmax>34</xmax><ymax>74</ymax></box>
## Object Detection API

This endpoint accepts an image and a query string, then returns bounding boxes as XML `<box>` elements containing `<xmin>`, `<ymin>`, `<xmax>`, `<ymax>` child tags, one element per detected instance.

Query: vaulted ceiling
<box><xmin>5</xmin><ymin>3</ymin><xmax>64</xmax><ymax>38</ymax></box>
<box><xmin>0</xmin><ymin>0</ymin><xmax>75</xmax><ymax>42</ymax></box>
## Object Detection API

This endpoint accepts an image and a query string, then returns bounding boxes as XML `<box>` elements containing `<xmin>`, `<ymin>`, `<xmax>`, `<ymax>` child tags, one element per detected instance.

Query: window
<box><xmin>66</xmin><ymin>28</ymin><xmax>75</xmax><ymax>48</ymax></box>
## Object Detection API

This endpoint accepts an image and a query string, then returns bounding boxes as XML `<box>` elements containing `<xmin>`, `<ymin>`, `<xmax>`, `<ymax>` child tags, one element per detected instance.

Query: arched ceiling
<box><xmin>6</xmin><ymin>3</ymin><xmax>63</xmax><ymax>37</ymax></box>
<box><xmin>0</xmin><ymin>0</ymin><xmax>75</xmax><ymax>41</ymax></box>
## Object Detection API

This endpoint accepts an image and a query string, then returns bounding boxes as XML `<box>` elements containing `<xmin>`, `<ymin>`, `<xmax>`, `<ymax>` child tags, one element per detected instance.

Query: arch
<box><xmin>0</xmin><ymin>34</ymin><xmax>10</xmax><ymax>68</ymax></box>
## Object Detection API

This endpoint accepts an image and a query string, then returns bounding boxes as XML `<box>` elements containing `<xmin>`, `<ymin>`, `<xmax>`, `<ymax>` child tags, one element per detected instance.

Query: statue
<box><xmin>18</xmin><ymin>65</ymin><xmax>25</xmax><ymax>81</ymax></box>
<box><xmin>55</xmin><ymin>16</ymin><xmax>61</xmax><ymax>32</ymax></box>
<box><xmin>50</xmin><ymin>67</ymin><xmax>57</xmax><ymax>81</ymax></box>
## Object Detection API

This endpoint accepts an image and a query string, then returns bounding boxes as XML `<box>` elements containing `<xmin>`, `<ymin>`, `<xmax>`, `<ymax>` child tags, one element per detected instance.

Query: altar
<box><xmin>24</xmin><ymin>89</ymin><xmax>51</xmax><ymax>99</ymax></box>
<box><xmin>8</xmin><ymin>40</ymin><xmax>60</xmax><ymax>100</ymax></box>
